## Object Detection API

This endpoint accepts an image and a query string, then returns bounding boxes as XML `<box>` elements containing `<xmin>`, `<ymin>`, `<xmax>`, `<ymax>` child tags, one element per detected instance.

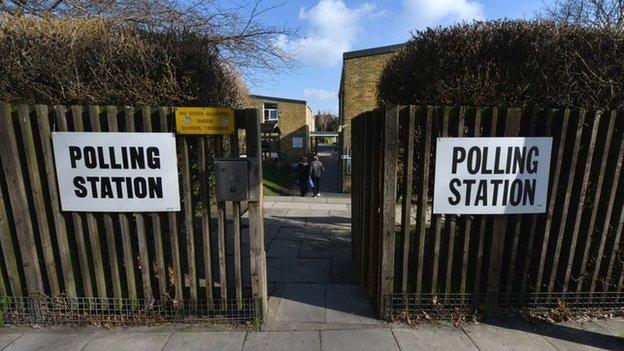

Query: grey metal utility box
<box><xmin>214</xmin><ymin>159</ymin><xmax>249</xmax><ymax>201</ymax></box>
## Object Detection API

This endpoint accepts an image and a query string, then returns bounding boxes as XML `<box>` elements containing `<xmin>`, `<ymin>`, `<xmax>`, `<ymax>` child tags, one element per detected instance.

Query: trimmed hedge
<box><xmin>0</xmin><ymin>17</ymin><xmax>248</xmax><ymax>107</ymax></box>
<box><xmin>379</xmin><ymin>21</ymin><xmax>624</xmax><ymax>109</ymax></box>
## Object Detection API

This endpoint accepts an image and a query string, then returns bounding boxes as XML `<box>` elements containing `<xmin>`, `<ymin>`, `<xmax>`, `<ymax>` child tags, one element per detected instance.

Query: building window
<box><xmin>263</xmin><ymin>103</ymin><xmax>278</xmax><ymax>122</ymax></box>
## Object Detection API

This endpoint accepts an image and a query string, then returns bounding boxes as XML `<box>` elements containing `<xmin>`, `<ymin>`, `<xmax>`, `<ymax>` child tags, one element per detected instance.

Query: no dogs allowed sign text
<box><xmin>52</xmin><ymin>132</ymin><xmax>181</xmax><ymax>212</ymax></box>
<box><xmin>433</xmin><ymin>137</ymin><xmax>552</xmax><ymax>214</ymax></box>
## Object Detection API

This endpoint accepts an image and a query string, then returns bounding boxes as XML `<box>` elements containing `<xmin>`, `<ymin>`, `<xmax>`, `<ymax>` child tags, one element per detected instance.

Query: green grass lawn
<box><xmin>263</xmin><ymin>166</ymin><xmax>295</xmax><ymax>196</ymax></box>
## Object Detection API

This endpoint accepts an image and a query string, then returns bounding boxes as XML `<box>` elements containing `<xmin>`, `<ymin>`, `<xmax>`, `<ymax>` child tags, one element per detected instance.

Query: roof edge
<box><xmin>343</xmin><ymin>43</ymin><xmax>406</xmax><ymax>60</ymax></box>
<box><xmin>250</xmin><ymin>94</ymin><xmax>307</xmax><ymax>105</ymax></box>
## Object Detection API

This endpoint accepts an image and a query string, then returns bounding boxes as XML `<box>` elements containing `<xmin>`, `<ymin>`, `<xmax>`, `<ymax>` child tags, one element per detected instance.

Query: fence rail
<box><xmin>351</xmin><ymin>105</ymin><xmax>624</xmax><ymax>317</ymax></box>
<box><xmin>0</xmin><ymin>103</ymin><xmax>266</xmax><ymax>323</ymax></box>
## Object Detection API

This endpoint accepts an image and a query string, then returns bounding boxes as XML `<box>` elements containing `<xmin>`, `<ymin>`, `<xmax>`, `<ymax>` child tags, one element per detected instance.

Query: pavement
<box><xmin>2</xmin><ymin>195</ymin><xmax>624</xmax><ymax>350</ymax></box>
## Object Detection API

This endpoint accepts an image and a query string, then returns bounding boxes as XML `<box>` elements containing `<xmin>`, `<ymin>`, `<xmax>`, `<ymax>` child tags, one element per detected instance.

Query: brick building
<box><xmin>338</xmin><ymin>44</ymin><xmax>404</xmax><ymax>192</ymax></box>
<box><xmin>249</xmin><ymin>95</ymin><xmax>314</xmax><ymax>164</ymax></box>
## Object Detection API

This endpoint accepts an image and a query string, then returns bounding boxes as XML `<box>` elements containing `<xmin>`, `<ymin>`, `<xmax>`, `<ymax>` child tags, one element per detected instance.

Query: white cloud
<box><xmin>290</xmin><ymin>0</ymin><xmax>380</xmax><ymax>66</ymax></box>
<box><xmin>402</xmin><ymin>0</ymin><xmax>484</xmax><ymax>28</ymax></box>
<box><xmin>304</xmin><ymin>88</ymin><xmax>336</xmax><ymax>101</ymax></box>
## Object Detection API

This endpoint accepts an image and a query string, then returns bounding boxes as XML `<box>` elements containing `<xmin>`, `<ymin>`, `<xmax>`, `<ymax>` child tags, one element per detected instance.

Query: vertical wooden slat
<box><xmin>120</xmin><ymin>106</ymin><xmax>137</xmax><ymax>301</ymax></box>
<box><xmin>604</xmin><ymin>188</ymin><xmax>624</xmax><ymax>290</ymax></box>
<box><xmin>380</xmin><ymin>106</ymin><xmax>399</xmax><ymax>298</ymax></box>
<box><xmin>0</xmin><ymin>179</ymin><xmax>23</xmax><ymax>295</ymax></box>
<box><xmin>198</xmin><ymin>137</ymin><xmax>214</xmax><ymax>308</ymax></box>
<box><xmin>161</xmin><ymin>107</ymin><xmax>184</xmax><ymax>306</ymax></box>
<box><xmin>416</xmin><ymin>107</ymin><xmax>432</xmax><ymax>295</ymax></box>
<box><xmin>135</xmin><ymin>107</ymin><xmax>153</xmax><ymax>301</ymax></box>
<box><xmin>245</xmin><ymin>108</ymin><xmax>268</xmax><ymax>318</ymax></box>
<box><xmin>66</xmin><ymin>105</ymin><xmax>94</xmax><ymax>298</ymax></box>
<box><xmin>230</xmin><ymin>129</ymin><xmax>244</xmax><ymax>309</ymax></box>
<box><xmin>0</xmin><ymin>104</ymin><xmax>44</xmax><ymax>295</ymax></box>
<box><xmin>431</xmin><ymin>107</ymin><xmax>449</xmax><ymax>294</ymax></box>
<box><xmin>590</xmin><ymin>127</ymin><xmax>624</xmax><ymax>293</ymax></box>
<box><xmin>562</xmin><ymin>111</ymin><xmax>601</xmax><ymax>292</ymax></box>
<box><xmin>575</xmin><ymin>113</ymin><xmax>616</xmax><ymax>294</ymax></box>
<box><xmin>181</xmin><ymin>135</ymin><xmax>197</xmax><ymax>303</ymax></box>
<box><xmin>36</xmin><ymin>105</ymin><xmax>77</xmax><ymax>297</ymax></box>
<box><xmin>400</xmin><ymin>106</ymin><xmax>416</xmax><ymax>293</ymax></box>
<box><xmin>215</xmin><ymin>136</ymin><xmax>229</xmax><ymax>305</ymax></box>
<box><xmin>546</xmin><ymin>110</ymin><xmax>586</xmax><ymax>293</ymax></box>
<box><xmin>85</xmin><ymin>105</ymin><xmax>108</xmax><ymax>301</ymax></box>
<box><xmin>18</xmin><ymin>105</ymin><xmax>60</xmax><ymax>296</ymax></box>
<box><xmin>535</xmin><ymin>109</ymin><xmax>570</xmax><ymax>295</ymax></box>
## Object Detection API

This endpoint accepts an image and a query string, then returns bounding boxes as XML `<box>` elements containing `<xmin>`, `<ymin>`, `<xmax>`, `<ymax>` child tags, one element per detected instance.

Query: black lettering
<box><xmin>110</xmin><ymin>147</ymin><xmax>122</xmax><ymax>169</ymax></box>
<box><xmin>463</xmin><ymin>179</ymin><xmax>476</xmax><ymax>205</ymax></box>
<box><xmin>84</xmin><ymin>147</ymin><xmax>97</xmax><ymax>169</ymax></box>
<box><xmin>134</xmin><ymin>177</ymin><xmax>147</xmax><ymax>198</ymax></box>
<box><xmin>475</xmin><ymin>180</ymin><xmax>488</xmax><ymax>206</ymax></box>
<box><xmin>467</xmin><ymin>147</ymin><xmax>481</xmax><ymax>174</ymax></box>
<box><xmin>147</xmin><ymin>147</ymin><xmax>160</xmax><ymax>169</ymax></box>
<box><xmin>69</xmin><ymin>146</ymin><xmax>82</xmax><ymax>168</ymax></box>
<box><xmin>491</xmin><ymin>179</ymin><xmax>503</xmax><ymax>205</ymax></box>
<box><xmin>86</xmin><ymin>176</ymin><xmax>99</xmax><ymax>198</ymax></box>
<box><xmin>130</xmin><ymin>147</ymin><xmax>145</xmax><ymax>169</ymax></box>
<box><xmin>448</xmin><ymin>178</ymin><xmax>461</xmax><ymax>205</ymax></box>
<box><xmin>502</xmin><ymin>179</ymin><xmax>510</xmax><ymax>205</ymax></box>
<box><xmin>111</xmin><ymin>177</ymin><xmax>125</xmax><ymax>197</ymax></box>
<box><xmin>452</xmin><ymin>147</ymin><xmax>466</xmax><ymax>174</ymax></box>
<box><xmin>494</xmin><ymin>148</ymin><xmax>505</xmax><ymax>174</ymax></box>
<box><xmin>125</xmin><ymin>177</ymin><xmax>133</xmax><ymax>198</ymax></box>
<box><xmin>97</xmin><ymin>147</ymin><xmax>110</xmax><ymax>169</ymax></box>
<box><xmin>73</xmin><ymin>177</ymin><xmax>87</xmax><ymax>197</ymax></box>
<box><xmin>100</xmin><ymin>178</ymin><xmax>114</xmax><ymax>198</ymax></box>
<box><xmin>527</xmin><ymin>147</ymin><xmax>539</xmax><ymax>174</ymax></box>
<box><xmin>510</xmin><ymin>179</ymin><xmax>522</xmax><ymax>206</ymax></box>
<box><xmin>481</xmin><ymin>147</ymin><xmax>492</xmax><ymax>174</ymax></box>
<box><xmin>148</xmin><ymin>177</ymin><xmax>163</xmax><ymax>198</ymax></box>
<box><xmin>505</xmin><ymin>147</ymin><xmax>513</xmax><ymax>173</ymax></box>
<box><xmin>512</xmin><ymin>147</ymin><xmax>526</xmax><ymax>174</ymax></box>
<box><xmin>523</xmin><ymin>179</ymin><xmax>536</xmax><ymax>205</ymax></box>
<box><xmin>121</xmin><ymin>147</ymin><xmax>129</xmax><ymax>168</ymax></box>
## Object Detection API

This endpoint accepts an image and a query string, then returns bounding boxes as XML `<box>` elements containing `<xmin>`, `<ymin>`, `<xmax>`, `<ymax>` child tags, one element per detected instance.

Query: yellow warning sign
<box><xmin>175</xmin><ymin>107</ymin><xmax>234</xmax><ymax>135</ymax></box>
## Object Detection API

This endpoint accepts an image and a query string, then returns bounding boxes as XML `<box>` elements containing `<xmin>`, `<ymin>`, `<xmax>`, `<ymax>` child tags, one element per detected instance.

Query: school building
<box><xmin>249</xmin><ymin>94</ymin><xmax>314</xmax><ymax>164</ymax></box>
<box><xmin>338</xmin><ymin>43</ymin><xmax>405</xmax><ymax>192</ymax></box>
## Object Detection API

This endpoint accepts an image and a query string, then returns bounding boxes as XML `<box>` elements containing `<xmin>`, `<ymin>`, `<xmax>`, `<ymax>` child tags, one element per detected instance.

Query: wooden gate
<box><xmin>0</xmin><ymin>104</ymin><xmax>267</xmax><ymax>324</ymax></box>
<box><xmin>352</xmin><ymin>105</ymin><xmax>624</xmax><ymax>317</ymax></box>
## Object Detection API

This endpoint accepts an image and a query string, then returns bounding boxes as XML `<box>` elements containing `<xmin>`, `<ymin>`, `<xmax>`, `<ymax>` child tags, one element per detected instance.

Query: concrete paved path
<box><xmin>1</xmin><ymin>318</ymin><xmax>622</xmax><ymax>350</ymax></box>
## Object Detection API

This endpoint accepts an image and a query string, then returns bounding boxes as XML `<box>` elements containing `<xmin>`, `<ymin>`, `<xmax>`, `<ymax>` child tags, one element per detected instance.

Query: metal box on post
<box><xmin>214</xmin><ymin>159</ymin><xmax>249</xmax><ymax>201</ymax></box>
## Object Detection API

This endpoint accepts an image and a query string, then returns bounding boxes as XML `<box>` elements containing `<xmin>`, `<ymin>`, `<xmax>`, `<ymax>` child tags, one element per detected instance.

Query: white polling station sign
<box><xmin>52</xmin><ymin>132</ymin><xmax>181</xmax><ymax>212</ymax></box>
<box><xmin>433</xmin><ymin>137</ymin><xmax>552</xmax><ymax>214</ymax></box>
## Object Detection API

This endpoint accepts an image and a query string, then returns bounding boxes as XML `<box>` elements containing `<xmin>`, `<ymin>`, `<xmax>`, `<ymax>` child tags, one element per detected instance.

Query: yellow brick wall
<box><xmin>340</xmin><ymin>52</ymin><xmax>396</xmax><ymax>192</ymax></box>
<box><xmin>249</xmin><ymin>97</ymin><xmax>313</xmax><ymax>164</ymax></box>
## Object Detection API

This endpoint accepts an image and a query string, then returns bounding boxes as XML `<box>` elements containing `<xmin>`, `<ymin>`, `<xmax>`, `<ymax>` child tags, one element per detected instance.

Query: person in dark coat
<box><xmin>310</xmin><ymin>155</ymin><xmax>325</xmax><ymax>197</ymax></box>
<box><xmin>295</xmin><ymin>156</ymin><xmax>311</xmax><ymax>197</ymax></box>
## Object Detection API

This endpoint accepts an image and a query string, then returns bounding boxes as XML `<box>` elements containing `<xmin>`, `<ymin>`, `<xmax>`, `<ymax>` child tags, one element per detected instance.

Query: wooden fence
<box><xmin>352</xmin><ymin>105</ymin><xmax>624</xmax><ymax>316</ymax></box>
<box><xmin>0</xmin><ymin>103</ymin><xmax>267</xmax><ymax>323</ymax></box>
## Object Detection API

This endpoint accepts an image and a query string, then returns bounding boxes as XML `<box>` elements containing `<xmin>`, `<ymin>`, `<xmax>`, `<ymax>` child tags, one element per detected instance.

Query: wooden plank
<box><xmin>159</xmin><ymin>107</ymin><xmax>184</xmax><ymax>306</ymax></box>
<box><xmin>546</xmin><ymin>109</ymin><xmax>586</xmax><ymax>293</ymax></box>
<box><xmin>562</xmin><ymin>111</ymin><xmax>601</xmax><ymax>292</ymax></box>
<box><xmin>230</xmin><ymin>130</ymin><xmax>243</xmax><ymax>309</ymax></box>
<box><xmin>86</xmin><ymin>105</ymin><xmax>108</xmax><ymax>301</ymax></box>
<box><xmin>431</xmin><ymin>107</ymin><xmax>449</xmax><ymax>294</ymax></box>
<box><xmin>575</xmin><ymin>113</ymin><xmax>616</xmax><ymax>294</ymax></box>
<box><xmin>245</xmin><ymin>108</ymin><xmax>268</xmax><ymax>318</ymax></box>
<box><xmin>198</xmin><ymin>137</ymin><xmax>214</xmax><ymax>308</ymax></box>
<box><xmin>474</xmin><ymin>108</ymin><xmax>498</xmax><ymax>294</ymax></box>
<box><xmin>0</xmin><ymin>177</ymin><xmax>23</xmax><ymax>295</ymax></box>
<box><xmin>0</xmin><ymin>104</ymin><xmax>44</xmax><ymax>295</ymax></box>
<box><xmin>181</xmin><ymin>135</ymin><xmax>198</xmax><ymax>303</ymax></box>
<box><xmin>215</xmin><ymin>136</ymin><xmax>229</xmax><ymax>305</ymax></box>
<box><xmin>17</xmin><ymin>105</ymin><xmax>60</xmax><ymax>296</ymax></box>
<box><xmin>487</xmin><ymin>108</ymin><xmax>521</xmax><ymax>298</ymax></box>
<box><xmin>400</xmin><ymin>106</ymin><xmax>416</xmax><ymax>293</ymax></box>
<box><xmin>604</xmin><ymin>182</ymin><xmax>624</xmax><ymax>290</ymax></box>
<box><xmin>35</xmin><ymin>105</ymin><xmax>77</xmax><ymax>297</ymax></box>
<box><xmin>120</xmin><ymin>106</ymin><xmax>137</xmax><ymax>301</ymax></box>
<box><xmin>534</xmin><ymin>109</ymin><xmax>570</xmax><ymax>295</ymax></box>
<box><xmin>380</xmin><ymin>106</ymin><xmax>399</xmax><ymax>297</ymax></box>
<box><xmin>66</xmin><ymin>105</ymin><xmax>94</xmax><ymax>298</ymax></box>
<box><xmin>102</xmin><ymin>106</ymin><xmax>123</xmax><ymax>304</ymax></box>
<box><xmin>590</xmin><ymin>125</ymin><xmax>624</xmax><ymax>293</ymax></box>
<box><xmin>415</xmin><ymin>106</ymin><xmax>432</xmax><ymax>294</ymax></box>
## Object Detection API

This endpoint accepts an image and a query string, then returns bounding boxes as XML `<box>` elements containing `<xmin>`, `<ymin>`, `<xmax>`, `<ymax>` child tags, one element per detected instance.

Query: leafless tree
<box><xmin>542</xmin><ymin>0</ymin><xmax>624</xmax><ymax>31</ymax></box>
<box><xmin>0</xmin><ymin>0</ymin><xmax>297</xmax><ymax>76</ymax></box>
<box><xmin>315</xmin><ymin>112</ymin><xmax>339</xmax><ymax>132</ymax></box>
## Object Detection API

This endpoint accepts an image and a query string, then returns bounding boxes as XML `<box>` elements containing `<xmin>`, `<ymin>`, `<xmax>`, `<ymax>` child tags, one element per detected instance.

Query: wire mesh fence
<box><xmin>3</xmin><ymin>296</ymin><xmax>260</xmax><ymax>325</ymax></box>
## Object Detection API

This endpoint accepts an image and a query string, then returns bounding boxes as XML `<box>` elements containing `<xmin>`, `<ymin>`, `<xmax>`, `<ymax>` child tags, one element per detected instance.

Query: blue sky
<box><xmin>246</xmin><ymin>0</ymin><xmax>549</xmax><ymax>114</ymax></box>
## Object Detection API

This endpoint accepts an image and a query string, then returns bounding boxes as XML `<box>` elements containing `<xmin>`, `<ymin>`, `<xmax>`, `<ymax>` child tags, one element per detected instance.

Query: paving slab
<box><xmin>263</xmin><ymin>201</ymin><xmax>276</xmax><ymax>209</ymax></box>
<box><xmin>5</xmin><ymin>332</ymin><xmax>96</xmax><ymax>351</ymax></box>
<box><xmin>326</xmin><ymin>197</ymin><xmax>351</xmax><ymax>204</ymax></box>
<box><xmin>163</xmin><ymin>331</ymin><xmax>246</xmax><ymax>351</ymax></box>
<box><xmin>534</xmin><ymin>321</ymin><xmax>624</xmax><ymax>351</ymax></box>
<box><xmin>268</xmin><ymin>258</ymin><xmax>331</xmax><ymax>283</ymax></box>
<box><xmin>299</xmin><ymin>239</ymin><xmax>350</xmax><ymax>258</ymax></box>
<box><xmin>243</xmin><ymin>331</ymin><xmax>320</xmax><ymax>351</ymax></box>
<box><xmin>275</xmin><ymin>283</ymin><xmax>326</xmax><ymax>323</ymax></box>
<box><xmin>273</xmin><ymin>202</ymin><xmax>310</xmax><ymax>209</ymax></box>
<box><xmin>592</xmin><ymin>318</ymin><xmax>624</xmax><ymax>337</ymax></box>
<box><xmin>307</xmin><ymin>203</ymin><xmax>349</xmax><ymax>211</ymax></box>
<box><xmin>321</xmin><ymin>329</ymin><xmax>399</xmax><ymax>351</ymax></box>
<box><xmin>462</xmin><ymin>320</ymin><xmax>557</xmax><ymax>351</ymax></box>
<box><xmin>332</xmin><ymin>258</ymin><xmax>358</xmax><ymax>284</ymax></box>
<box><xmin>0</xmin><ymin>333</ymin><xmax>21</xmax><ymax>349</ymax></box>
<box><xmin>276</xmin><ymin>227</ymin><xmax>329</xmax><ymax>241</ymax></box>
<box><xmin>265</xmin><ymin>196</ymin><xmax>295</xmax><ymax>202</ymax></box>
<box><xmin>325</xmin><ymin>284</ymin><xmax>378</xmax><ymax>325</ymax></box>
<box><xmin>285</xmin><ymin>209</ymin><xmax>331</xmax><ymax>217</ymax></box>
<box><xmin>392</xmin><ymin>324</ymin><xmax>478</xmax><ymax>351</ymax></box>
<box><xmin>83</xmin><ymin>331</ymin><xmax>171</xmax><ymax>351</ymax></box>
<box><xmin>267</xmin><ymin>239</ymin><xmax>301</xmax><ymax>258</ymax></box>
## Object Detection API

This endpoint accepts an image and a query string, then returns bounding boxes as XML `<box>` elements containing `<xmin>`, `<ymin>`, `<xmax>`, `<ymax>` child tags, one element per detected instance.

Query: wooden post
<box><xmin>245</xmin><ymin>108</ymin><xmax>268</xmax><ymax>319</ymax></box>
<box><xmin>400</xmin><ymin>107</ymin><xmax>416</xmax><ymax>293</ymax></box>
<box><xmin>380</xmin><ymin>106</ymin><xmax>399</xmax><ymax>304</ymax></box>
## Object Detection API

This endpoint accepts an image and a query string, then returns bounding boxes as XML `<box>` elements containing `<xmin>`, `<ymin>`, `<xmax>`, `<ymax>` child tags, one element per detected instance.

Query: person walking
<box><xmin>310</xmin><ymin>155</ymin><xmax>325</xmax><ymax>197</ymax></box>
<box><xmin>295</xmin><ymin>156</ymin><xmax>311</xmax><ymax>197</ymax></box>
